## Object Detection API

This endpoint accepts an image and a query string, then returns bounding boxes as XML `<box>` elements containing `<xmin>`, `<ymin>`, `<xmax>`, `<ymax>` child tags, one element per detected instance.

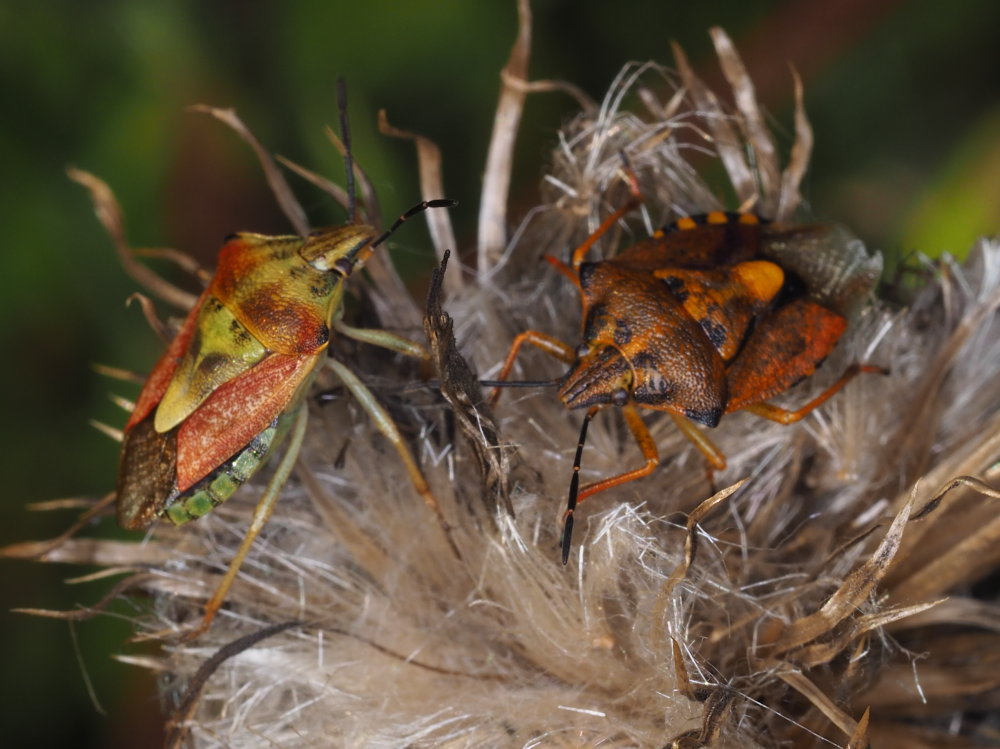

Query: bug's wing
<box><xmin>613</xmin><ymin>215</ymin><xmax>763</xmax><ymax>271</ymax></box>
<box><xmin>761</xmin><ymin>223</ymin><xmax>882</xmax><ymax>315</ymax></box>
<box><xmin>654</xmin><ymin>260</ymin><xmax>784</xmax><ymax>361</ymax></box>
<box><xmin>125</xmin><ymin>289</ymin><xmax>211</xmax><ymax>432</ymax></box>
<box><xmin>724</xmin><ymin>299</ymin><xmax>846</xmax><ymax>413</ymax></box>
<box><xmin>174</xmin><ymin>351</ymin><xmax>318</xmax><ymax>491</ymax></box>
<box><xmin>154</xmin><ymin>295</ymin><xmax>268</xmax><ymax>433</ymax></box>
<box><xmin>117</xmin><ymin>417</ymin><xmax>178</xmax><ymax>530</ymax></box>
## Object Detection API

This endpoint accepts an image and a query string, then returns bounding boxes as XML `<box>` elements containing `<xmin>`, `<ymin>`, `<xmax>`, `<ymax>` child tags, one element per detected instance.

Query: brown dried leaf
<box><xmin>125</xmin><ymin>292</ymin><xmax>171</xmax><ymax>343</ymax></box>
<box><xmin>26</xmin><ymin>497</ymin><xmax>100</xmax><ymax>512</ymax></box>
<box><xmin>68</xmin><ymin>168</ymin><xmax>198</xmax><ymax>310</ymax></box>
<box><xmin>165</xmin><ymin>621</ymin><xmax>302</xmax><ymax>749</ymax></box>
<box><xmin>890</xmin><ymin>481</ymin><xmax>1000</xmax><ymax>606</ymax></box>
<box><xmin>670</xmin><ymin>41</ymin><xmax>755</xmax><ymax>208</ymax></box>
<box><xmin>2</xmin><ymin>537</ymin><xmax>172</xmax><ymax>566</ymax></box>
<box><xmin>710</xmin><ymin>28</ymin><xmax>781</xmax><ymax>215</ymax></box>
<box><xmin>855</xmin><ymin>599</ymin><xmax>945</xmax><ymax>635</ymax></box>
<box><xmin>846</xmin><ymin>707</ymin><xmax>870</xmax><ymax>749</ymax></box>
<box><xmin>190</xmin><ymin>105</ymin><xmax>310</xmax><ymax>236</ymax></box>
<box><xmin>778</xmin><ymin>669</ymin><xmax>858</xmax><ymax>738</ymax></box>
<box><xmin>92</xmin><ymin>362</ymin><xmax>146</xmax><ymax>385</ymax></box>
<box><xmin>885</xmin><ymin>475</ymin><xmax>1000</xmax><ymax>600</ymax></box>
<box><xmin>777</xmin><ymin>68</ymin><xmax>813</xmax><ymax>222</ymax></box>
<box><xmin>0</xmin><ymin>492</ymin><xmax>116</xmax><ymax>560</ymax></box>
<box><xmin>133</xmin><ymin>246</ymin><xmax>207</xmax><ymax>281</ymax></box>
<box><xmin>859</xmin><ymin>633</ymin><xmax>1000</xmax><ymax>711</ymax></box>
<box><xmin>659</xmin><ymin>479</ymin><xmax>746</xmax><ymax>600</ymax></box>
<box><xmin>887</xmin><ymin>282</ymin><xmax>1000</xmax><ymax>485</ymax></box>
<box><xmin>478</xmin><ymin>0</ymin><xmax>531</xmax><ymax>273</ymax></box>
<box><xmin>792</xmin><ymin>599</ymin><xmax>943</xmax><ymax>669</ymax></box>
<box><xmin>424</xmin><ymin>252</ymin><xmax>511</xmax><ymax>518</ymax></box>
<box><xmin>12</xmin><ymin>572</ymin><xmax>158</xmax><ymax>621</ymax></box>
<box><xmin>378</xmin><ymin>109</ymin><xmax>462</xmax><ymax>295</ymax></box>
<box><xmin>501</xmin><ymin>76</ymin><xmax>596</xmax><ymax>114</ymax></box>
<box><xmin>671</xmin><ymin>638</ymin><xmax>697</xmax><ymax>701</ymax></box>
<box><xmin>886</xmin><ymin>596</ymin><xmax>1000</xmax><ymax>633</ymax></box>
<box><xmin>867</xmin><ymin>722</ymin><xmax>984</xmax><ymax>749</ymax></box>
<box><xmin>914</xmin><ymin>475</ymin><xmax>1000</xmax><ymax>520</ymax></box>
<box><xmin>275</xmin><ymin>153</ymin><xmax>350</xmax><ymax>210</ymax></box>
<box><xmin>697</xmin><ymin>689</ymin><xmax>736</xmax><ymax>745</ymax></box>
<box><xmin>768</xmin><ymin>494</ymin><xmax>913</xmax><ymax>656</ymax></box>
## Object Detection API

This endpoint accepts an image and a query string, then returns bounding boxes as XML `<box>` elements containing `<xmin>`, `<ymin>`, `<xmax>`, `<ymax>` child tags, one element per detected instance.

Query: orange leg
<box><xmin>570</xmin><ymin>163</ymin><xmax>644</xmax><ymax>269</ymax></box>
<box><xmin>326</xmin><ymin>357</ymin><xmax>461</xmax><ymax>560</ymax></box>
<box><xmin>180</xmin><ymin>405</ymin><xmax>309</xmax><ymax>641</ymax></box>
<box><xmin>561</xmin><ymin>402</ymin><xmax>659</xmax><ymax>563</ymax></box>
<box><xmin>489</xmin><ymin>330</ymin><xmax>575</xmax><ymax>407</ymax></box>
<box><xmin>577</xmin><ymin>403</ymin><xmax>660</xmax><ymax>501</ymax></box>
<box><xmin>743</xmin><ymin>364</ymin><xmax>887</xmax><ymax>425</ymax></box>
<box><xmin>670</xmin><ymin>413</ymin><xmax>727</xmax><ymax>471</ymax></box>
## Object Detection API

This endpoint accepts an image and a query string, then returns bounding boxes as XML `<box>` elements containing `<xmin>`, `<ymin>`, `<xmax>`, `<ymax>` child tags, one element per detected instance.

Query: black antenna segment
<box><xmin>336</xmin><ymin>77</ymin><xmax>357</xmax><ymax>222</ymax></box>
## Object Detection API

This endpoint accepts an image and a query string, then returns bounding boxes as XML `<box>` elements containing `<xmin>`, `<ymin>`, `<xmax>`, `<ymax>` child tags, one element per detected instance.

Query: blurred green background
<box><xmin>1</xmin><ymin>1</ymin><xmax>996</xmax><ymax>745</ymax></box>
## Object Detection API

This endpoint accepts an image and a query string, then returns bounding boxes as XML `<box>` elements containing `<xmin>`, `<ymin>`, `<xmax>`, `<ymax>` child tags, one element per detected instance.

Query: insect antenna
<box><xmin>562</xmin><ymin>406</ymin><xmax>599</xmax><ymax>564</ymax></box>
<box><xmin>314</xmin><ymin>379</ymin><xmax>557</xmax><ymax>400</ymax></box>
<box><xmin>336</xmin><ymin>77</ymin><xmax>358</xmax><ymax>223</ymax></box>
<box><xmin>373</xmin><ymin>199</ymin><xmax>459</xmax><ymax>248</ymax></box>
<box><xmin>342</xmin><ymin>198</ymin><xmax>458</xmax><ymax>271</ymax></box>
<box><xmin>478</xmin><ymin>378</ymin><xmax>558</xmax><ymax>389</ymax></box>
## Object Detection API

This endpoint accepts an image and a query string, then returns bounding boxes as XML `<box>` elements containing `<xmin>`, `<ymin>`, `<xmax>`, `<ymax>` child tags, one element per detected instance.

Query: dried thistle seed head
<box><xmin>12</xmin><ymin>14</ymin><xmax>1000</xmax><ymax>749</ymax></box>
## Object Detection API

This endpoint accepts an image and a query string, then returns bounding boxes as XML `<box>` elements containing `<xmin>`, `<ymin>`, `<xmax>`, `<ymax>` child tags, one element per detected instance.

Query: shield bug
<box><xmin>101</xmin><ymin>87</ymin><xmax>456</xmax><ymax>638</ymax></box>
<box><xmin>491</xmin><ymin>180</ymin><xmax>884</xmax><ymax>562</ymax></box>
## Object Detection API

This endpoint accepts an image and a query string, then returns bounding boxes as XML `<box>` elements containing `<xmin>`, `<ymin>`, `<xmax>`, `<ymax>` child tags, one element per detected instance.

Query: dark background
<box><xmin>1</xmin><ymin>1</ymin><xmax>997</xmax><ymax>745</ymax></box>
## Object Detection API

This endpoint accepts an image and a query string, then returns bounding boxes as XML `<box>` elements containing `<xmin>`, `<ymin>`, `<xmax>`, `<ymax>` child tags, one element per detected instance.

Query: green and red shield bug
<box><xmin>491</xmin><ymin>168</ymin><xmax>885</xmax><ymax>562</ymax></box>
<box><xmin>85</xmin><ymin>83</ymin><xmax>456</xmax><ymax>638</ymax></box>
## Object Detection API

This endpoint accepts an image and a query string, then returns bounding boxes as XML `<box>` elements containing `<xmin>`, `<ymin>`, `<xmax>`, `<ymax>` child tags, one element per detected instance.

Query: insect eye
<box><xmin>612</xmin><ymin>388</ymin><xmax>629</xmax><ymax>406</ymax></box>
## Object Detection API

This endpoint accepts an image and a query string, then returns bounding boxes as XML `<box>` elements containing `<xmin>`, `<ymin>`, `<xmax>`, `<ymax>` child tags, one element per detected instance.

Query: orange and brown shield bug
<box><xmin>491</xmin><ymin>176</ymin><xmax>884</xmax><ymax>562</ymax></box>
<box><xmin>87</xmin><ymin>83</ymin><xmax>456</xmax><ymax>638</ymax></box>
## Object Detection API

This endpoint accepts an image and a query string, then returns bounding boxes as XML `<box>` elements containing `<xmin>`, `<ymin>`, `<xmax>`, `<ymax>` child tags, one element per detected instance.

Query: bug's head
<box><xmin>560</xmin><ymin>339</ymin><xmax>727</xmax><ymax>426</ymax></box>
<box><xmin>558</xmin><ymin>345</ymin><xmax>633</xmax><ymax>410</ymax></box>
<box><xmin>301</xmin><ymin>199</ymin><xmax>457</xmax><ymax>279</ymax></box>
<box><xmin>298</xmin><ymin>223</ymin><xmax>378</xmax><ymax>276</ymax></box>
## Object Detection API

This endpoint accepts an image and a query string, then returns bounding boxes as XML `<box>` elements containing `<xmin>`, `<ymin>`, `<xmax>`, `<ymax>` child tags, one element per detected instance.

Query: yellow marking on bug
<box><xmin>155</xmin><ymin>298</ymin><xmax>267</xmax><ymax>433</ymax></box>
<box><xmin>738</xmin><ymin>213</ymin><xmax>760</xmax><ymax>225</ymax></box>
<box><xmin>733</xmin><ymin>260</ymin><xmax>784</xmax><ymax>303</ymax></box>
<box><xmin>675</xmin><ymin>216</ymin><xmax>697</xmax><ymax>231</ymax></box>
<box><xmin>706</xmin><ymin>211</ymin><xmax>728</xmax><ymax>224</ymax></box>
<box><xmin>652</xmin><ymin>229</ymin><xmax>665</xmax><ymax>239</ymax></box>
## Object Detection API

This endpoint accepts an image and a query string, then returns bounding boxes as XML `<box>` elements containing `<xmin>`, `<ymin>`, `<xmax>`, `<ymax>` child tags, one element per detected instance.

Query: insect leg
<box><xmin>333</xmin><ymin>320</ymin><xmax>430</xmax><ymax>360</ymax></box>
<box><xmin>669</xmin><ymin>413</ymin><xmax>727</xmax><ymax>471</ymax></box>
<box><xmin>325</xmin><ymin>357</ymin><xmax>460</xmax><ymax>559</ymax></box>
<box><xmin>743</xmin><ymin>364</ymin><xmax>887</xmax><ymax>425</ymax></box>
<box><xmin>184</xmin><ymin>406</ymin><xmax>309</xmax><ymax>641</ymax></box>
<box><xmin>561</xmin><ymin>402</ymin><xmax>659</xmax><ymax>562</ymax></box>
<box><xmin>576</xmin><ymin>402</ymin><xmax>660</xmax><ymax>502</ymax></box>
<box><xmin>570</xmin><ymin>158</ymin><xmax>644</xmax><ymax>269</ymax></box>
<box><xmin>489</xmin><ymin>330</ymin><xmax>575</xmax><ymax>407</ymax></box>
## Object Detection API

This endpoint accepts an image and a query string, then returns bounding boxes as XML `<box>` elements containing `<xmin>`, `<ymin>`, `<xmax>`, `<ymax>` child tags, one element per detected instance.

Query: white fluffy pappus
<box><xmin>11</xmin><ymin>9</ymin><xmax>1000</xmax><ymax>748</ymax></box>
